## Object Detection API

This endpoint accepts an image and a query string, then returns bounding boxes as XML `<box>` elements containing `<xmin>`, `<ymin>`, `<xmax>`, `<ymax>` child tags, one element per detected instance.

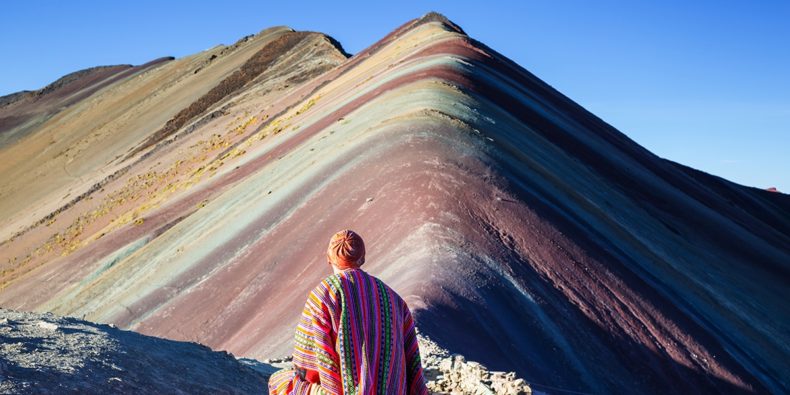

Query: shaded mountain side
<box><xmin>668</xmin><ymin>160</ymin><xmax>790</xmax><ymax>242</ymax></box>
<box><xmin>0</xmin><ymin>12</ymin><xmax>787</xmax><ymax>395</ymax></box>
<box><xmin>439</xmin><ymin>32</ymin><xmax>790</xmax><ymax>270</ymax></box>
<box><xmin>404</xmin><ymin>21</ymin><xmax>789</xmax><ymax>393</ymax></box>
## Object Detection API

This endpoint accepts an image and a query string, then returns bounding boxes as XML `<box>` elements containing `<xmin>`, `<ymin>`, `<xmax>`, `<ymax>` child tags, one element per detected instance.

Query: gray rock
<box><xmin>0</xmin><ymin>308</ymin><xmax>271</xmax><ymax>394</ymax></box>
<box><xmin>419</xmin><ymin>335</ymin><xmax>531</xmax><ymax>395</ymax></box>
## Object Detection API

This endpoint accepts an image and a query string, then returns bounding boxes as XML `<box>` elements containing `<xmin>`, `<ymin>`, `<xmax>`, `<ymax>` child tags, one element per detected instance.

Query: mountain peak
<box><xmin>414</xmin><ymin>11</ymin><xmax>467</xmax><ymax>35</ymax></box>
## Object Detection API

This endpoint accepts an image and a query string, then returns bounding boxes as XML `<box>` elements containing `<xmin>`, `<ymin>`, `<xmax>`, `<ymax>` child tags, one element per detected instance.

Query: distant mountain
<box><xmin>0</xmin><ymin>12</ymin><xmax>787</xmax><ymax>394</ymax></box>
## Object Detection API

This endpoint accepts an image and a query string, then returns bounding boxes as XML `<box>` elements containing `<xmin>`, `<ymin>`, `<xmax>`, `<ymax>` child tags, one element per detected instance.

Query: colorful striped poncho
<box><xmin>269</xmin><ymin>268</ymin><xmax>428</xmax><ymax>395</ymax></box>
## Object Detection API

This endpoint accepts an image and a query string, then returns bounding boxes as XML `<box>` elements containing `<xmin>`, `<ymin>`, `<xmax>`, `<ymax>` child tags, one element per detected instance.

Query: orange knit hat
<box><xmin>327</xmin><ymin>230</ymin><xmax>365</xmax><ymax>269</ymax></box>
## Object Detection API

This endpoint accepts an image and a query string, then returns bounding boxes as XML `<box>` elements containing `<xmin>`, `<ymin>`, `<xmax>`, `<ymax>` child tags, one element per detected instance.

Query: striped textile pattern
<box><xmin>269</xmin><ymin>268</ymin><xmax>428</xmax><ymax>395</ymax></box>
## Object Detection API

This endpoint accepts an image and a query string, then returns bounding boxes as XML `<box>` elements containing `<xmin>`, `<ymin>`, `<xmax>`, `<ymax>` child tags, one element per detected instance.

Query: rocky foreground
<box><xmin>0</xmin><ymin>308</ymin><xmax>267</xmax><ymax>394</ymax></box>
<box><xmin>263</xmin><ymin>335</ymin><xmax>533</xmax><ymax>395</ymax></box>
<box><xmin>0</xmin><ymin>308</ymin><xmax>531</xmax><ymax>394</ymax></box>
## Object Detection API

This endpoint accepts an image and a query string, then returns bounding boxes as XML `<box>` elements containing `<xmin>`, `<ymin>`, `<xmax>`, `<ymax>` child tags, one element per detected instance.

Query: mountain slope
<box><xmin>0</xmin><ymin>12</ymin><xmax>787</xmax><ymax>394</ymax></box>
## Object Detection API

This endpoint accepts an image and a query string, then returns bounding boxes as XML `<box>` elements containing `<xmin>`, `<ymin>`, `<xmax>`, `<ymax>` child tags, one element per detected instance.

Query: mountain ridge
<box><xmin>0</xmin><ymin>308</ymin><xmax>534</xmax><ymax>395</ymax></box>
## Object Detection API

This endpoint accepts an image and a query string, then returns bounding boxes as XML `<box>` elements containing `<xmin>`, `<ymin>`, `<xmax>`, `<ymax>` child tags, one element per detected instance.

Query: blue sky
<box><xmin>2</xmin><ymin>1</ymin><xmax>788</xmax><ymax>191</ymax></box>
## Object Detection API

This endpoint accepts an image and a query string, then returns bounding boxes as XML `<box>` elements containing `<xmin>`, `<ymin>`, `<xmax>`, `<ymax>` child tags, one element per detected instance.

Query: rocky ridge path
<box><xmin>261</xmin><ymin>334</ymin><xmax>533</xmax><ymax>395</ymax></box>
<box><xmin>0</xmin><ymin>308</ymin><xmax>531</xmax><ymax>394</ymax></box>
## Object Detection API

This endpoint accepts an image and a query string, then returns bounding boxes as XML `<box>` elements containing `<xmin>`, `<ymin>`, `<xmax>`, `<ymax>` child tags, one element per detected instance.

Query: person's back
<box><xmin>269</xmin><ymin>230</ymin><xmax>427</xmax><ymax>395</ymax></box>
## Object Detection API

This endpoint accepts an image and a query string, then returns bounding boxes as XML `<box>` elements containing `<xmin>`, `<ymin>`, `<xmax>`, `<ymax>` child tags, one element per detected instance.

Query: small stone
<box><xmin>37</xmin><ymin>321</ymin><xmax>58</xmax><ymax>331</ymax></box>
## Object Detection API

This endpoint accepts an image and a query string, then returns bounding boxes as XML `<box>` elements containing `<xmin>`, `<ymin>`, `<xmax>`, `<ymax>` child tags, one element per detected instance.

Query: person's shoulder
<box><xmin>312</xmin><ymin>272</ymin><xmax>343</xmax><ymax>296</ymax></box>
<box><xmin>305</xmin><ymin>274</ymin><xmax>343</xmax><ymax>310</ymax></box>
<box><xmin>363</xmin><ymin>271</ymin><xmax>408</xmax><ymax>306</ymax></box>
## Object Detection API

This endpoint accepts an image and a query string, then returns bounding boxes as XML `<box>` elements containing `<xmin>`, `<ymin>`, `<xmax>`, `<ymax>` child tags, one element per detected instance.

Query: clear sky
<box><xmin>2</xmin><ymin>1</ymin><xmax>788</xmax><ymax>191</ymax></box>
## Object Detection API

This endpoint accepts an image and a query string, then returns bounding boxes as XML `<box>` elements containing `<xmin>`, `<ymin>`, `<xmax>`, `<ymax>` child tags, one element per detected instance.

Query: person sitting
<box><xmin>269</xmin><ymin>230</ymin><xmax>428</xmax><ymax>395</ymax></box>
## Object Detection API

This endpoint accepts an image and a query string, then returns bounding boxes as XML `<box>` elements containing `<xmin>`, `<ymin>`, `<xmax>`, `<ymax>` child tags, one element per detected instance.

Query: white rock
<box><xmin>36</xmin><ymin>321</ymin><xmax>58</xmax><ymax>331</ymax></box>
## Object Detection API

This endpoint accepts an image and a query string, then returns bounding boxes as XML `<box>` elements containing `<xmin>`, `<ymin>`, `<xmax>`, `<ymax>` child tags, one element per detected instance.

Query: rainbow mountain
<box><xmin>1</xmin><ymin>12</ymin><xmax>788</xmax><ymax>394</ymax></box>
